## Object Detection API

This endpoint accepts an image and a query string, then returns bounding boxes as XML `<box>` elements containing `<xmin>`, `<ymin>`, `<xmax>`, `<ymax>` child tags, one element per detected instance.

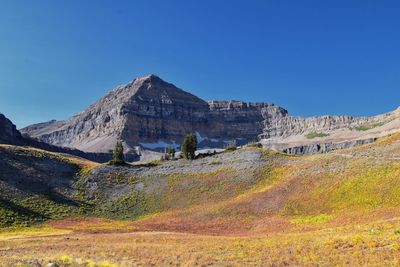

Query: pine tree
<box><xmin>109</xmin><ymin>141</ymin><xmax>125</xmax><ymax>165</ymax></box>
<box><xmin>181</xmin><ymin>133</ymin><xmax>197</xmax><ymax>160</ymax></box>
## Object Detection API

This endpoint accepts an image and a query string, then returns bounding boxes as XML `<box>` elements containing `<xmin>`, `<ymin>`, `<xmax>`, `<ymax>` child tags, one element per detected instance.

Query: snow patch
<box><xmin>195</xmin><ymin>131</ymin><xmax>221</xmax><ymax>143</ymax></box>
<box><xmin>139</xmin><ymin>140</ymin><xmax>179</xmax><ymax>150</ymax></box>
<box><xmin>195</xmin><ymin>131</ymin><xmax>207</xmax><ymax>143</ymax></box>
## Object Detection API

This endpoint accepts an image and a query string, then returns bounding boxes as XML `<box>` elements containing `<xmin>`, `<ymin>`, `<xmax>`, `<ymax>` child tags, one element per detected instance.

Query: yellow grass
<box><xmin>2</xmin><ymin>135</ymin><xmax>400</xmax><ymax>265</ymax></box>
<box><xmin>2</xmin><ymin>217</ymin><xmax>400</xmax><ymax>266</ymax></box>
<box><xmin>0</xmin><ymin>226</ymin><xmax>70</xmax><ymax>241</ymax></box>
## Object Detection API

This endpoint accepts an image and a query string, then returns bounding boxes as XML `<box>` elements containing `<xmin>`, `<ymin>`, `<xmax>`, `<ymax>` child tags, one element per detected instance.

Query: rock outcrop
<box><xmin>282</xmin><ymin>137</ymin><xmax>379</xmax><ymax>155</ymax></box>
<box><xmin>207</xmin><ymin>100</ymin><xmax>288</xmax><ymax>141</ymax></box>
<box><xmin>259</xmin><ymin>114</ymin><xmax>392</xmax><ymax>140</ymax></box>
<box><xmin>0</xmin><ymin>114</ymin><xmax>25</xmax><ymax>145</ymax></box>
<box><xmin>0</xmin><ymin>113</ymin><xmax>137</xmax><ymax>162</ymax></box>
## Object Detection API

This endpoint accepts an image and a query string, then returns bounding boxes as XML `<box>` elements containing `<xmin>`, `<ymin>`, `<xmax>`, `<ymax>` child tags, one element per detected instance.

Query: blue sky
<box><xmin>1</xmin><ymin>0</ymin><xmax>399</xmax><ymax>128</ymax></box>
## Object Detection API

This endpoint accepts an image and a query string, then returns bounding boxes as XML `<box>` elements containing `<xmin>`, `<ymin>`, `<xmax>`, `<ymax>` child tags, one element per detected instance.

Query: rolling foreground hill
<box><xmin>1</xmin><ymin>132</ymin><xmax>400</xmax><ymax>266</ymax></box>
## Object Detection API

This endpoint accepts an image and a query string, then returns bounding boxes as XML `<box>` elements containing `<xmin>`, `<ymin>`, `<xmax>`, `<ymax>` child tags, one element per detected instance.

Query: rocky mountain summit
<box><xmin>20</xmin><ymin>74</ymin><xmax>400</xmax><ymax>155</ymax></box>
<box><xmin>21</xmin><ymin>75</ymin><xmax>287</xmax><ymax>153</ymax></box>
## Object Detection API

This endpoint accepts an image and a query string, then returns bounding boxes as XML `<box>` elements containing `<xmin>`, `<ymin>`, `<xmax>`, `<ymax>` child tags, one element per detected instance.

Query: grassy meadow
<box><xmin>1</xmin><ymin>134</ymin><xmax>400</xmax><ymax>266</ymax></box>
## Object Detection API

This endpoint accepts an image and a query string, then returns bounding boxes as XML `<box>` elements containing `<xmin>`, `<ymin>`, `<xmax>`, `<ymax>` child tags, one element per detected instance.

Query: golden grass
<box><xmin>290</xmin><ymin>214</ymin><xmax>334</xmax><ymax>224</ymax></box>
<box><xmin>2</xmin><ymin>135</ymin><xmax>400</xmax><ymax>265</ymax></box>
<box><xmin>0</xmin><ymin>226</ymin><xmax>70</xmax><ymax>241</ymax></box>
<box><xmin>2</xmin><ymin>217</ymin><xmax>400</xmax><ymax>266</ymax></box>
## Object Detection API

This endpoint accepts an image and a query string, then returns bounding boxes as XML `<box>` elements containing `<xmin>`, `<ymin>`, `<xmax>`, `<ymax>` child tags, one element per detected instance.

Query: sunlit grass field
<box><xmin>2</xmin><ymin>216</ymin><xmax>400</xmax><ymax>266</ymax></box>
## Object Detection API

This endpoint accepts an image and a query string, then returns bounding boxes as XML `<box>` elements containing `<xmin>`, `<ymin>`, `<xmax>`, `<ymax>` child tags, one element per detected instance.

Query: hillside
<box><xmin>2</xmin><ymin>134</ymin><xmax>400</xmax><ymax>227</ymax></box>
<box><xmin>1</xmin><ymin>134</ymin><xmax>400</xmax><ymax>265</ymax></box>
<box><xmin>0</xmin><ymin>113</ymin><xmax>138</xmax><ymax>163</ymax></box>
<box><xmin>62</xmin><ymin>133</ymin><xmax>400</xmax><ymax>235</ymax></box>
<box><xmin>0</xmin><ymin>145</ymin><xmax>98</xmax><ymax>227</ymax></box>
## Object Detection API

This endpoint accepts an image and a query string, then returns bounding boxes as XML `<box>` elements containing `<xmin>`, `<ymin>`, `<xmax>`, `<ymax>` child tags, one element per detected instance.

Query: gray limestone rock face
<box><xmin>21</xmin><ymin>75</ymin><xmax>287</xmax><ymax>153</ymax></box>
<box><xmin>260</xmin><ymin>115</ymin><xmax>369</xmax><ymax>139</ymax></box>
<box><xmin>282</xmin><ymin>138</ymin><xmax>378</xmax><ymax>155</ymax></box>
<box><xmin>19</xmin><ymin>74</ymin><xmax>399</xmax><ymax>155</ymax></box>
<box><xmin>259</xmin><ymin>107</ymin><xmax>399</xmax><ymax>139</ymax></box>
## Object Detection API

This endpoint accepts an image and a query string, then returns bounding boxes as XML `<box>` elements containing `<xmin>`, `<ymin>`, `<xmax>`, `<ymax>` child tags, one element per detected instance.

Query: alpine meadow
<box><xmin>1</xmin><ymin>1</ymin><xmax>400</xmax><ymax>266</ymax></box>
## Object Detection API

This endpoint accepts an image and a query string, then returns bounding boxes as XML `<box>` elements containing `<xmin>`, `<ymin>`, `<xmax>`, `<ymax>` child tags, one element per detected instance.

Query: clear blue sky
<box><xmin>1</xmin><ymin>0</ymin><xmax>399</xmax><ymax>128</ymax></box>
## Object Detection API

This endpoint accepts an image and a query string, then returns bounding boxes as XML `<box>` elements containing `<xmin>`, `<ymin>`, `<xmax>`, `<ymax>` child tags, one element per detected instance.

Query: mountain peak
<box><xmin>136</xmin><ymin>74</ymin><xmax>163</xmax><ymax>83</ymax></box>
<box><xmin>20</xmin><ymin>75</ymin><xmax>288</xmax><ymax>153</ymax></box>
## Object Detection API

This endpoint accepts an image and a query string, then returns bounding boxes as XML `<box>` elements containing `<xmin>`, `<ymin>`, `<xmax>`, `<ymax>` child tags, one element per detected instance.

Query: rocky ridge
<box><xmin>21</xmin><ymin>75</ymin><xmax>287</xmax><ymax>153</ymax></box>
<box><xmin>282</xmin><ymin>137</ymin><xmax>379</xmax><ymax>154</ymax></box>
<box><xmin>0</xmin><ymin>113</ymin><xmax>25</xmax><ymax>145</ymax></box>
<box><xmin>260</xmin><ymin>107</ymin><xmax>400</xmax><ymax>153</ymax></box>
<box><xmin>20</xmin><ymin>74</ymin><xmax>400</xmax><ymax>155</ymax></box>
<box><xmin>0</xmin><ymin>113</ymin><xmax>137</xmax><ymax>162</ymax></box>
<box><xmin>260</xmin><ymin>108</ymin><xmax>399</xmax><ymax>139</ymax></box>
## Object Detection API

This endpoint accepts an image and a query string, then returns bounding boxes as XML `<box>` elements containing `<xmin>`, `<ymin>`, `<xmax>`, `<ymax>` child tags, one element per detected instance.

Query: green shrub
<box><xmin>224</xmin><ymin>140</ymin><xmax>237</xmax><ymax>151</ymax></box>
<box><xmin>352</xmin><ymin>122</ymin><xmax>385</xmax><ymax>131</ymax></box>
<box><xmin>306</xmin><ymin>132</ymin><xmax>330</xmax><ymax>139</ymax></box>
<box><xmin>247</xmin><ymin>142</ymin><xmax>262</xmax><ymax>148</ymax></box>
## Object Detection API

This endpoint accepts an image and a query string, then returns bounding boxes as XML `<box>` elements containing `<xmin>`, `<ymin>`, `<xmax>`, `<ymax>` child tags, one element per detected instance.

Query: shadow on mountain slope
<box><xmin>0</xmin><ymin>197</ymin><xmax>48</xmax><ymax>226</ymax></box>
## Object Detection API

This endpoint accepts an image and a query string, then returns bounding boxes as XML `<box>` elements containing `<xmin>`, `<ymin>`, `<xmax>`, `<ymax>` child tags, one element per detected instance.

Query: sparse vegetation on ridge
<box><xmin>161</xmin><ymin>146</ymin><xmax>176</xmax><ymax>161</ymax></box>
<box><xmin>351</xmin><ymin>122</ymin><xmax>386</xmax><ymax>131</ymax></box>
<box><xmin>224</xmin><ymin>139</ymin><xmax>238</xmax><ymax>151</ymax></box>
<box><xmin>305</xmin><ymin>131</ymin><xmax>330</xmax><ymax>139</ymax></box>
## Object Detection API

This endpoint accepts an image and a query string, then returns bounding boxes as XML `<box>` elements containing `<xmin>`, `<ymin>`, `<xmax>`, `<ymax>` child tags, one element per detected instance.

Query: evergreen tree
<box><xmin>109</xmin><ymin>141</ymin><xmax>125</xmax><ymax>165</ymax></box>
<box><xmin>181</xmin><ymin>133</ymin><xmax>197</xmax><ymax>160</ymax></box>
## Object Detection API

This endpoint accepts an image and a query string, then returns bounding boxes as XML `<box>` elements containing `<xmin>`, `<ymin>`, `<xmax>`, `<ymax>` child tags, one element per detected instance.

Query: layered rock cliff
<box><xmin>282</xmin><ymin>137</ymin><xmax>379</xmax><ymax>155</ymax></box>
<box><xmin>259</xmin><ymin>110</ymin><xmax>397</xmax><ymax>140</ymax></box>
<box><xmin>20</xmin><ymin>74</ymin><xmax>399</xmax><ymax>155</ymax></box>
<box><xmin>259</xmin><ymin>107</ymin><xmax>400</xmax><ymax>153</ymax></box>
<box><xmin>260</xmin><ymin>115</ymin><xmax>370</xmax><ymax>139</ymax></box>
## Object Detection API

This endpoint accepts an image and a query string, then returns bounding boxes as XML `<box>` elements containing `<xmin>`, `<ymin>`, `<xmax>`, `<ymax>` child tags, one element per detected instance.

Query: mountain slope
<box><xmin>54</xmin><ymin>133</ymin><xmax>397</xmax><ymax>236</ymax></box>
<box><xmin>21</xmin><ymin>75</ymin><xmax>287</xmax><ymax>153</ymax></box>
<box><xmin>262</xmin><ymin>107</ymin><xmax>400</xmax><ymax>153</ymax></box>
<box><xmin>0</xmin><ymin>145</ymin><xmax>98</xmax><ymax>227</ymax></box>
<box><xmin>0</xmin><ymin>113</ymin><xmax>138</xmax><ymax>163</ymax></box>
<box><xmin>3</xmin><ymin>133</ymin><xmax>398</xmax><ymax>233</ymax></box>
<box><xmin>0</xmin><ymin>113</ymin><xmax>25</xmax><ymax>145</ymax></box>
<box><xmin>2</xmin><ymin>134</ymin><xmax>400</xmax><ymax>266</ymax></box>
<box><xmin>21</xmin><ymin>74</ymin><xmax>399</xmax><ymax>155</ymax></box>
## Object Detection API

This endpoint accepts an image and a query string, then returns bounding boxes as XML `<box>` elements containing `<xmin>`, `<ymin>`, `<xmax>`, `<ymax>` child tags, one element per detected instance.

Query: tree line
<box><xmin>109</xmin><ymin>133</ymin><xmax>199</xmax><ymax>165</ymax></box>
